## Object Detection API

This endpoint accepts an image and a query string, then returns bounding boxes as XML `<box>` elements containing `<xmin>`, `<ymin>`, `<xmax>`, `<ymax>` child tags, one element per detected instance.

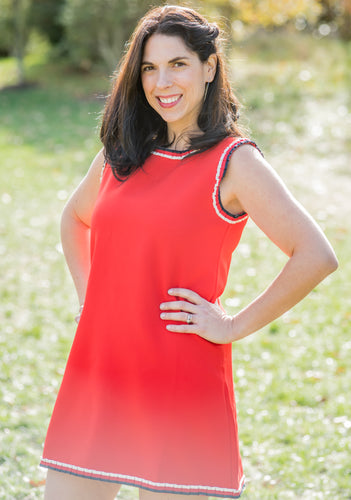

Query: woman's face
<box><xmin>141</xmin><ymin>34</ymin><xmax>216</xmax><ymax>140</ymax></box>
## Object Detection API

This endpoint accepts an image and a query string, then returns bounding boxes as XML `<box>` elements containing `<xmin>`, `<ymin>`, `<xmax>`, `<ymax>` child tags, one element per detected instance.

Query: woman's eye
<box><xmin>174</xmin><ymin>62</ymin><xmax>185</xmax><ymax>68</ymax></box>
<box><xmin>142</xmin><ymin>65</ymin><xmax>154</xmax><ymax>72</ymax></box>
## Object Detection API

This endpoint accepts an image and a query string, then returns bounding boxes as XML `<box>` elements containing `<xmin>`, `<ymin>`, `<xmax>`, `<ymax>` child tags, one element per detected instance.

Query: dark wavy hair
<box><xmin>100</xmin><ymin>5</ymin><xmax>245</xmax><ymax>179</ymax></box>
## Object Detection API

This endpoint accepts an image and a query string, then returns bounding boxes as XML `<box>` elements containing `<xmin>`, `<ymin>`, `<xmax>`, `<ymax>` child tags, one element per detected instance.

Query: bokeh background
<box><xmin>0</xmin><ymin>1</ymin><xmax>350</xmax><ymax>499</ymax></box>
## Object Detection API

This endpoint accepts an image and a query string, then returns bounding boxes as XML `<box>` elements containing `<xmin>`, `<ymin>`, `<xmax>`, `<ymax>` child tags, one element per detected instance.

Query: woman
<box><xmin>40</xmin><ymin>5</ymin><xmax>338</xmax><ymax>500</ymax></box>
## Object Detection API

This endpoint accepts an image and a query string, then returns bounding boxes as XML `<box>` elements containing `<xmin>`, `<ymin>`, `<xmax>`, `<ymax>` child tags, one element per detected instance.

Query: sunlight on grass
<box><xmin>0</xmin><ymin>58</ymin><xmax>19</xmax><ymax>87</ymax></box>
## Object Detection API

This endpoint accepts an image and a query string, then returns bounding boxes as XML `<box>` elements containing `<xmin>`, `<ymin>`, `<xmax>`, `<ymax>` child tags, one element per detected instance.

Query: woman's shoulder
<box><xmin>221</xmin><ymin>135</ymin><xmax>261</xmax><ymax>152</ymax></box>
<box><xmin>203</xmin><ymin>135</ymin><xmax>260</xmax><ymax>155</ymax></box>
<box><xmin>206</xmin><ymin>136</ymin><xmax>263</xmax><ymax>167</ymax></box>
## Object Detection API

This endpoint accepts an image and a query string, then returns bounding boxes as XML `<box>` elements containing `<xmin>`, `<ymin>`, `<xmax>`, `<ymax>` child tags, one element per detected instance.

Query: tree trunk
<box><xmin>318</xmin><ymin>0</ymin><xmax>337</xmax><ymax>23</ymax></box>
<box><xmin>340</xmin><ymin>0</ymin><xmax>351</xmax><ymax>40</ymax></box>
<box><xmin>13</xmin><ymin>0</ymin><xmax>27</xmax><ymax>85</ymax></box>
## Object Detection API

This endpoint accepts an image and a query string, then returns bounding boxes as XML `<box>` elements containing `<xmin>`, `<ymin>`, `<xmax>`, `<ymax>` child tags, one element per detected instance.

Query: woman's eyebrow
<box><xmin>141</xmin><ymin>56</ymin><xmax>191</xmax><ymax>65</ymax></box>
<box><xmin>168</xmin><ymin>56</ymin><xmax>190</xmax><ymax>63</ymax></box>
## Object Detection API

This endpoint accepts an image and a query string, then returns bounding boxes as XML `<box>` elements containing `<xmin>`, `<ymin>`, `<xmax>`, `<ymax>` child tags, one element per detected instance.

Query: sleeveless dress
<box><xmin>40</xmin><ymin>137</ymin><xmax>261</xmax><ymax>498</ymax></box>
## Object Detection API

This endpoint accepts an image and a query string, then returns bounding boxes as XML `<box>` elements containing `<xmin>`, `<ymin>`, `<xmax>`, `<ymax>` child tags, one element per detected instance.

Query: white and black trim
<box><xmin>151</xmin><ymin>149</ymin><xmax>194</xmax><ymax>160</ymax></box>
<box><xmin>212</xmin><ymin>138</ymin><xmax>262</xmax><ymax>224</ymax></box>
<box><xmin>40</xmin><ymin>458</ymin><xmax>245</xmax><ymax>498</ymax></box>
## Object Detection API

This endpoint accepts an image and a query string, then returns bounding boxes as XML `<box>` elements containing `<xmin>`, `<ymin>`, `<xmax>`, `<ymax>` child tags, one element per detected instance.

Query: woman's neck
<box><xmin>167</xmin><ymin>126</ymin><xmax>202</xmax><ymax>151</ymax></box>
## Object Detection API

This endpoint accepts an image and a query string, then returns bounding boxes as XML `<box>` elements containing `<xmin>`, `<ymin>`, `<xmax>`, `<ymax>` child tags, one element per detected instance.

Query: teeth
<box><xmin>159</xmin><ymin>96</ymin><xmax>180</xmax><ymax>104</ymax></box>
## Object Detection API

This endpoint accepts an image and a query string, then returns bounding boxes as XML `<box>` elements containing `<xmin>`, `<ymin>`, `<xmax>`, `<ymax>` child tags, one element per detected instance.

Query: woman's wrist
<box><xmin>228</xmin><ymin>314</ymin><xmax>244</xmax><ymax>343</ymax></box>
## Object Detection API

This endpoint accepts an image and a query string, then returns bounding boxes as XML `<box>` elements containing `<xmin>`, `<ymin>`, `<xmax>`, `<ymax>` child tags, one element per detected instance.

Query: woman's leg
<box><xmin>44</xmin><ymin>469</ymin><xmax>121</xmax><ymax>500</ymax></box>
<box><xmin>139</xmin><ymin>489</ymin><xmax>208</xmax><ymax>500</ymax></box>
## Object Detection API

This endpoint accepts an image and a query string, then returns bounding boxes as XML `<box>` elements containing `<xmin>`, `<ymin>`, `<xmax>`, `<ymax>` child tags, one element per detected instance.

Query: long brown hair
<box><xmin>100</xmin><ymin>5</ymin><xmax>245</xmax><ymax>180</ymax></box>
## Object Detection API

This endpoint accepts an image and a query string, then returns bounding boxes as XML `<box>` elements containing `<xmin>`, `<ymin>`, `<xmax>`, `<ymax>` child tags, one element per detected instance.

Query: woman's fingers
<box><xmin>168</xmin><ymin>288</ymin><xmax>202</xmax><ymax>304</ymax></box>
<box><xmin>160</xmin><ymin>311</ymin><xmax>196</xmax><ymax>323</ymax></box>
<box><xmin>159</xmin><ymin>289</ymin><xmax>200</xmax><ymax>323</ymax></box>
<box><xmin>160</xmin><ymin>289</ymin><xmax>200</xmax><ymax>327</ymax></box>
<box><xmin>159</xmin><ymin>287</ymin><xmax>234</xmax><ymax>343</ymax></box>
<box><xmin>165</xmin><ymin>322</ymin><xmax>197</xmax><ymax>333</ymax></box>
<box><xmin>160</xmin><ymin>300</ymin><xmax>197</xmax><ymax>312</ymax></box>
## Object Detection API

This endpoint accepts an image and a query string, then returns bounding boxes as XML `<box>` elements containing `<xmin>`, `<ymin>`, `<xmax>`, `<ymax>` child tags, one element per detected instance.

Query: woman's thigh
<box><xmin>139</xmin><ymin>489</ymin><xmax>208</xmax><ymax>500</ymax></box>
<box><xmin>44</xmin><ymin>469</ymin><xmax>121</xmax><ymax>500</ymax></box>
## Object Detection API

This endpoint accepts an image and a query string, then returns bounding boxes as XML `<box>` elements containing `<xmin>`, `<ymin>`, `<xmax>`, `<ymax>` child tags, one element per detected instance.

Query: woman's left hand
<box><xmin>160</xmin><ymin>288</ymin><xmax>234</xmax><ymax>344</ymax></box>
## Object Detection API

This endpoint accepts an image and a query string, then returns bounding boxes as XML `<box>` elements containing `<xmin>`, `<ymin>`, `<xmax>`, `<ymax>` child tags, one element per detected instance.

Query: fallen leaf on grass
<box><xmin>30</xmin><ymin>479</ymin><xmax>46</xmax><ymax>487</ymax></box>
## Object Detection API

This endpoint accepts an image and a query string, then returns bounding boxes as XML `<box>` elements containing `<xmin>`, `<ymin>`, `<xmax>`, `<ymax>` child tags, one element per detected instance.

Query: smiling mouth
<box><xmin>157</xmin><ymin>95</ymin><xmax>182</xmax><ymax>108</ymax></box>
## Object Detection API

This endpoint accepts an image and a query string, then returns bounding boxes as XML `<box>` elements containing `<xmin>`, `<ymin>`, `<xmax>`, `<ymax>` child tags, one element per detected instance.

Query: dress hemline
<box><xmin>40</xmin><ymin>458</ymin><xmax>245</xmax><ymax>498</ymax></box>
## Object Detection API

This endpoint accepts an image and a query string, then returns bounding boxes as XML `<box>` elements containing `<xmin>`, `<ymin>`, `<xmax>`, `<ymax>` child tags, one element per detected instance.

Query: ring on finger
<box><xmin>186</xmin><ymin>313</ymin><xmax>193</xmax><ymax>325</ymax></box>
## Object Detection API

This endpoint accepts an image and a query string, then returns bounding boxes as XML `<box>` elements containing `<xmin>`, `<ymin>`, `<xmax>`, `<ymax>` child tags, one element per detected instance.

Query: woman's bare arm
<box><xmin>160</xmin><ymin>145</ymin><xmax>338</xmax><ymax>343</ymax></box>
<box><xmin>60</xmin><ymin>149</ymin><xmax>104</xmax><ymax>307</ymax></box>
<box><xmin>224</xmin><ymin>145</ymin><xmax>338</xmax><ymax>340</ymax></box>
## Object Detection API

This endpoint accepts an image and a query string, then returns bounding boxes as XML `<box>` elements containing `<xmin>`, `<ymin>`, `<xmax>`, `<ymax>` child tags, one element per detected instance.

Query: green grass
<box><xmin>0</xmin><ymin>31</ymin><xmax>350</xmax><ymax>499</ymax></box>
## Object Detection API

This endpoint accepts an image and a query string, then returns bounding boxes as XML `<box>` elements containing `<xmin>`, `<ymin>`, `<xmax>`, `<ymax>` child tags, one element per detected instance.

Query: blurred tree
<box><xmin>12</xmin><ymin>0</ymin><xmax>31</xmax><ymax>85</ymax></box>
<box><xmin>28</xmin><ymin>0</ymin><xmax>65</xmax><ymax>45</ymax></box>
<box><xmin>195</xmin><ymin>0</ymin><xmax>238</xmax><ymax>45</ymax></box>
<box><xmin>1</xmin><ymin>0</ymin><xmax>349</xmax><ymax>85</ymax></box>
<box><xmin>341</xmin><ymin>0</ymin><xmax>351</xmax><ymax>39</ymax></box>
<box><xmin>198</xmin><ymin>0</ymin><xmax>350</xmax><ymax>40</ymax></box>
<box><xmin>61</xmin><ymin>0</ymin><xmax>162</xmax><ymax>71</ymax></box>
<box><xmin>318</xmin><ymin>0</ymin><xmax>339</xmax><ymax>21</ymax></box>
<box><xmin>0</xmin><ymin>0</ymin><xmax>66</xmax><ymax>86</ymax></box>
<box><xmin>0</xmin><ymin>0</ymin><xmax>13</xmax><ymax>57</ymax></box>
<box><xmin>317</xmin><ymin>0</ymin><xmax>351</xmax><ymax>39</ymax></box>
<box><xmin>213</xmin><ymin>0</ymin><xmax>321</xmax><ymax>28</ymax></box>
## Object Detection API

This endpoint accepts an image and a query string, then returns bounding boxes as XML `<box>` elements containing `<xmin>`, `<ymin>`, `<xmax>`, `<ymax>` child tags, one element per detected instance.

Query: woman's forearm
<box><xmin>60</xmin><ymin>205</ymin><xmax>91</xmax><ymax>306</ymax></box>
<box><xmin>230</xmin><ymin>248</ymin><xmax>338</xmax><ymax>342</ymax></box>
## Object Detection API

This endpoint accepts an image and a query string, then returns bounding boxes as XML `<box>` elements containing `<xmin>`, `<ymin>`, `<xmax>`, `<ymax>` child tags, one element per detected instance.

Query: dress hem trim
<box><xmin>40</xmin><ymin>458</ymin><xmax>245</xmax><ymax>498</ymax></box>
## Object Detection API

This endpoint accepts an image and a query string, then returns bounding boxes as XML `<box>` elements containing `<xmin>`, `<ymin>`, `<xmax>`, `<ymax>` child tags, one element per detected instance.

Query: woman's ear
<box><xmin>206</xmin><ymin>54</ymin><xmax>217</xmax><ymax>83</ymax></box>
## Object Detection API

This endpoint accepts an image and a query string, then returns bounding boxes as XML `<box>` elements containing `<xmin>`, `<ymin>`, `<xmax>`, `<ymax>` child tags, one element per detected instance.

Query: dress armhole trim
<box><xmin>212</xmin><ymin>138</ymin><xmax>263</xmax><ymax>224</ymax></box>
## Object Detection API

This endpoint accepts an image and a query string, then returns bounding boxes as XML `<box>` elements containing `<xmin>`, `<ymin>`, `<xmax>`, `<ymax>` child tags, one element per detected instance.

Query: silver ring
<box><xmin>186</xmin><ymin>313</ymin><xmax>193</xmax><ymax>325</ymax></box>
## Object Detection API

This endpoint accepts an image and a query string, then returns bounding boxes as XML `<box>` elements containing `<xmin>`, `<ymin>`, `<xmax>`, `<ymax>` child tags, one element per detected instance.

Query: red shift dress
<box><xmin>41</xmin><ymin>137</ymin><xmax>261</xmax><ymax>498</ymax></box>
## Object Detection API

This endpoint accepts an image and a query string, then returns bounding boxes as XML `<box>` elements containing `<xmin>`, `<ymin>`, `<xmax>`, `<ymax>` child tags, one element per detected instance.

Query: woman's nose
<box><xmin>156</xmin><ymin>69</ymin><xmax>172</xmax><ymax>89</ymax></box>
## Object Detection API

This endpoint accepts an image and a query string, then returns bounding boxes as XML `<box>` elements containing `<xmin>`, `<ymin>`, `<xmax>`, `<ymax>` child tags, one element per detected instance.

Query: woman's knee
<box><xmin>44</xmin><ymin>469</ymin><xmax>121</xmax><ymax>500</ymax></box>
<box><xmin>139</xmin><ymin>489</ymin><xmax>208</xmax><ymax>500</ymax></box>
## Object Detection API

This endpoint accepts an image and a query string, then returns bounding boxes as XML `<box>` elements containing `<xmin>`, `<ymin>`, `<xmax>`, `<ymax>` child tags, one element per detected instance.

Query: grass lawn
<box><xmin>0</xmin><ymin>31</ymin><xmax>350</xmax><ymax>499</ymax></box>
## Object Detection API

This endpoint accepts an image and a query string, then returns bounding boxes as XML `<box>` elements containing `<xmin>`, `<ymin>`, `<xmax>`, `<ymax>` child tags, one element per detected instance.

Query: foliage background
<box><xmin>1</xmin><ymin>0</ymin><xmax>351</xmax><ymax>80</ymax></box>
<box><xmin>0</xmin><ymin>0</ymin><xmax>350</xmax><ymax>498</ymax></box>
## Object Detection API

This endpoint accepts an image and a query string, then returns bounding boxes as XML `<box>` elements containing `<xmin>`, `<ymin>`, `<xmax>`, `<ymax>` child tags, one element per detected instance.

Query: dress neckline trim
<box><xmin>157</xmin><ymin>146</ymin><xmax>193</xmax><ymax>153</ymax></box>
<box><xmin>151</xmin><ymin>147</ymin><xmax>195</xmax><ymax>160</ymax></box>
